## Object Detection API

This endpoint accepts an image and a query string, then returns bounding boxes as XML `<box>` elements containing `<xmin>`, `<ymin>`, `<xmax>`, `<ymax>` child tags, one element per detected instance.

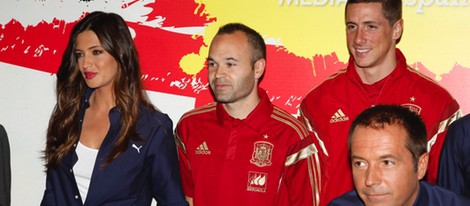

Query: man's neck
<box><xmin>356</xmin><ymin>65</ymin><xmax>395</xmax><ymax>84</ymax></box>
<box><xmin>223</xmin><ymin>94</ymin><xmax>260</xmax><ymax>120</ymax></box>
<box><xmin>355</xmin><ymin>49</ymin><xmax>398</xmax><ymax>84</ymax></box>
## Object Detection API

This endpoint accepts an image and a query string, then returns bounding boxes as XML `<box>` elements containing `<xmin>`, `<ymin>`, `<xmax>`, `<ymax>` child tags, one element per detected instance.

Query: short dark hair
<box><xmin>346</xmin><ymin>0</ymin><xmax>402</xmax><ymax>25</ymax></box>
<box><xmin>215</xmin><ymin>23</ymin><xmax>266</xmax><ymax>64</ymax></box>
<box><xmin>348</xmin><ymin>105</ymin><xmax>427</xmax><ymax>171</ymax></box>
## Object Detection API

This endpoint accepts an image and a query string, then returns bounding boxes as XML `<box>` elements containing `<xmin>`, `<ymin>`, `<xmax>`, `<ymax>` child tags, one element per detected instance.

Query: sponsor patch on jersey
<box><xmin>402</xmin><ymin>103</ymin><xmax>422</xmax><ymax>115</ymax></box>
<box><xmin>250</xmin><ymin>141</ymin><xmax>273</xmax><ymax>167</ymax></box>
<box><xmin>247</xmin><ymin>171</ymin><xmax>267</xmax><ymax>193</ymax></box>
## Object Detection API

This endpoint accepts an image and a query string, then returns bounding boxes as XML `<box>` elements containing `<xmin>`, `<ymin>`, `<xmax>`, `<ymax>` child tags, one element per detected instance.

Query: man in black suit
<box><xmin>0</xmin><ymin>124</ymin><xmax>10</xmax><ymax>206</ymax></box>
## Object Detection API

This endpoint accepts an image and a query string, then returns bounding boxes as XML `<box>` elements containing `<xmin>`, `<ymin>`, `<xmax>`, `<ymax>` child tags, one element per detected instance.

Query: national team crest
<box><xmin>250</xmin><ymin>141</ymin><xmax>273</xmax><ymax>167</ymax></box>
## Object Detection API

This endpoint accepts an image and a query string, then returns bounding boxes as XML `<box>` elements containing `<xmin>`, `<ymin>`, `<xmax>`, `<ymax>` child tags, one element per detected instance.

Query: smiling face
<box><xmin>207</xmin><ymin>31</ymin><xmax>264</xmax><ymax>106</ymax></box>
<box><xmin>350</xmin><ymin>124</ymin><xmax>427</xmax><ymax>206</ymax></box>
<box><xmin>345</xmin><ymin>3</ymin><xmax>402</xmax><ymax>73</ymax></box>
<box><xmin>75</xmin><ymin>30</ymin><xmax>119</xmax><ymax>92</ymax></box>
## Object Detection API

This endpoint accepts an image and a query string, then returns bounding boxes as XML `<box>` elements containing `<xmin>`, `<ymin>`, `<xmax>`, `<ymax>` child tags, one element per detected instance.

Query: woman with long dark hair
<box><xmin>41</xmin><ymin>11</ymin><xmax>187</xmax><ymax>206</ymax></box>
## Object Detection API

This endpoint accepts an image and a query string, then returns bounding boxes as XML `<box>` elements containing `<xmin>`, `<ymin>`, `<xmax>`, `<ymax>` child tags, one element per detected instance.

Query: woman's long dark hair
<box><xmin>44</xmin><ymin>11</ymin><xmax>154</xmax><ymax>169</ymax></box>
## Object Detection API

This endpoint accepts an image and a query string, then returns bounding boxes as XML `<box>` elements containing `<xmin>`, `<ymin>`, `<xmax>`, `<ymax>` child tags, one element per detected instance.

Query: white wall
<box><xmin>0</xmin><ymin>62</ymin><xmax>194</xmax><ymax>205</ymax></box>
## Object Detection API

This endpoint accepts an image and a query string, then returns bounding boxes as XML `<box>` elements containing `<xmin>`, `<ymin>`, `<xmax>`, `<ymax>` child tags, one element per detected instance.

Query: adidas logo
<box><xmin>329</xmin><ymin>109</ymin><xmax>349</xmax><ymax>123</ymax></box>
<box><xmin>195</xmin><ymin>141</ymin><xmax>211</xmax><ymax>155</ymax></box>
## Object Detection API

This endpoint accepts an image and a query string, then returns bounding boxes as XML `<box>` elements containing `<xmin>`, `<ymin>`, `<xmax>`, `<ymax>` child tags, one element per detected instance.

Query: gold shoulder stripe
<box><xmin>308</xmin><ymin>150</ymin><xmax>322</xmax><ymax>206</ymax></box>
<box><xmin>407</xmin><ymin>66</ymin><xmax>441</xmax><ymax>83</ymax></box>
<box><xmin>178</xmin><ymin>103</ymin><xmax>216</xmax><ymax>122</ymax></box>
<box><xmin>272</xmin><ymin>114</ymin><xmax>308</xmax><ymax>139</ymax></box>
<box><xmin>298</xmin><ymin>109</ymin><xmax>313</xmax><ymax>132</ymax></box>
<box><xmin>286</xmin><ymin>143</ymin><xmax>322</xmax><ymax>205</ymax></box>
<box><xmin>175</xmin><ymin>103</ymin><xmax>217</xmax><ymax>154</ymax></box>
<box><xmin>174</xmin><ymin>131</ymin><xmax>186</xmax><ymax>154</ymax></box>
<box><xmin>271</xmin><ymin>115</ymin><xmax>305</xmax><ymax>139</ymax></box>
<box><xmin>302</xmin><ymin>68</ymin><xmax>347</xmax><ymax>100</ymax></box>
<box><xmin>273</xmin><ymin>107</ymin><xmax>307</xmax><ymax>133</ymax></box>
<box><xmin>406</xmin><ymin>66</ymin><xmax>456</xmax><ymax>95</ymax></box>
<box><xmin>325</xmin><ymin>68</ymin><xmax>347</xmax><ymax>80</ymax></box>
<box><xmin>427</xmin><ymin>109</ymin><xmax>462</xmax><ymax>151</ymax></box>
<box><xmin>285</xmin><ymin>143</ymin><xmax>318</xmax><ymax>166</ymax></box>
<box><xmin>273</xmin><ymin>107</ymin><xmax>309</xmax><ymax>137</ymax></box>
<box><xmin>298</xmin><ymin>109</ymin><xmax>329</xmax><ymax>157</ymax></box>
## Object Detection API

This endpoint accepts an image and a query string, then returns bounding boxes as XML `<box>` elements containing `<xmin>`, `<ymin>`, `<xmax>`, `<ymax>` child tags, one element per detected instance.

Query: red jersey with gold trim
<box><xmin>299</xmin><ymin>49</ymin><xmax>461</xmax><ymax>205</ymax></box>
<box><xmin>176</xmin><ymin>88</ymin><xmax>320</xmax><ymax>206</ymax></box>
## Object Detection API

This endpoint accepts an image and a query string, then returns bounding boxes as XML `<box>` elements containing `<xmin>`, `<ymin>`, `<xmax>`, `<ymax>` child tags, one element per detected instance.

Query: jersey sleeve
<box><xmin>278</xmin><ymin>135</ymin><xmax>321</xmax><ymax>206</ymax></box>
<box><xmin>426</xmin><ymin>99</ymin><xmax>461</xmax><ymax>183</ymax></box>
<box><xmin>174</xmin><ymin>123</ymin><xmax>195</xmax><ymax>198</ymax></box>
<box><xmin>298</xmin><ymin>103</ymin><xmax>329</xmax><ymax>159</ymax></box>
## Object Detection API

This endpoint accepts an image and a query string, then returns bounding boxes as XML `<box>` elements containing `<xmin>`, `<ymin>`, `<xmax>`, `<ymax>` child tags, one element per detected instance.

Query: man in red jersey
<box><xmin>175</xmin><ymin>23</ymin><xmax>321</xmax><ymax>206</ymax></box>
<box><xmin>299</xmin><ymin>0</ymin><xmax>461</xmax><ymax>205</ymax></box>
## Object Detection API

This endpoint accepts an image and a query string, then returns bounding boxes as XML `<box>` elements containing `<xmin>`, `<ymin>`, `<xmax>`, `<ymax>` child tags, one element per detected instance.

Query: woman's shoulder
<box><xmin>138</xmin><ymin>104</ymin><xmax>173</xmax><ymax>130</ymax></box>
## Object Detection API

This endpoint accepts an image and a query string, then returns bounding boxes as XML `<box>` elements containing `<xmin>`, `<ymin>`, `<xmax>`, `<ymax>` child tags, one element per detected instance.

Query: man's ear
<box><xmin>393</xmin><ymin>19</ymin><xmax>404</xmax><ymax>41</ymax></box>
<box><xmin>417</xmin><ymin>153</ymin><xmax>429</xmax><ymax>180</ymax></box>
<box><xmin>254</xmin><ymin>58</ymin><xmax>266</xmax><ymax>79</ymax></box>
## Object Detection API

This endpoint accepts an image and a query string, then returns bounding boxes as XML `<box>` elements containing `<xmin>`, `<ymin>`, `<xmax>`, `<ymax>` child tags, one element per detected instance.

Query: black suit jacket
<box><xmin>0</xmin><ymin>124</ymin><xmax>10</xmax><ymax>206</ymax></box>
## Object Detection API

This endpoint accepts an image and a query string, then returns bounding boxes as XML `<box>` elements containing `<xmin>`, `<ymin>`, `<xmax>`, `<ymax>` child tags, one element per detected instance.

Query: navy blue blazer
<box><xmin>329</xmin><ymin>181</ymin><xmax>470</xmax><ymax>206</ymax></box>
<box><xmin>41</xmin><ymin>90</ymin><xmax>187</xmax><ymax>206</ymax></box>
<box><xmin>438</xmin><ymin>114</ymin><xmax>470</xmax><ymax>198</ymax></box>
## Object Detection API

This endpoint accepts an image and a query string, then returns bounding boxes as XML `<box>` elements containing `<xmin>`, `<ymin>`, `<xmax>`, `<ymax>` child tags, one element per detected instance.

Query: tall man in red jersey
<box><xmin>176</xmin><ymin>23</ymin><xmax>321</xmax><ymax>206</ymax></box>
<box><xmin>299</xmin><ymin>0</ymin><xmax>461</xmax><ymax>205</ymax></box>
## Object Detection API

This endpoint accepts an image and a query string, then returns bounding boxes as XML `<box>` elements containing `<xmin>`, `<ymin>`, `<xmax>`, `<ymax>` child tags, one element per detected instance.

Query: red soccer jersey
<box><xmin>299</xmin><ymin>49</ymin><xmax>461</xmax><ymax>205</ymax></box>
<box><xmin>176</xmin><ymin>88</ymin><xmax>321</xmax><ymax>206</ymax></box>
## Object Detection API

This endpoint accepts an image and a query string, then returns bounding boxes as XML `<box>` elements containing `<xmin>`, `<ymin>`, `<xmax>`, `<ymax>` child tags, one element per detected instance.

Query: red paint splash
<box><xmin>0</xmin><ymin>1</ymin><xmax>468</xmax><ymax>114</ymax></box>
